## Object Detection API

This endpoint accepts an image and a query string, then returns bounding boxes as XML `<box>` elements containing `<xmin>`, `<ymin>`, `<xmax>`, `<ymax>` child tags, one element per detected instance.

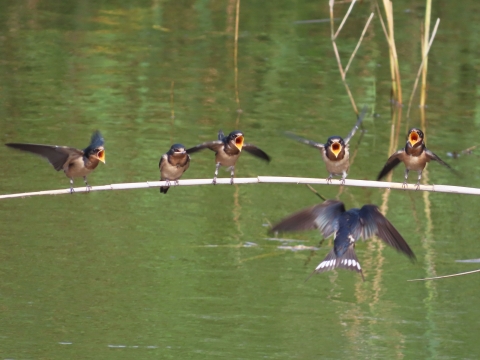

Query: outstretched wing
<box><xmin>344</xmin><ymin>105</ymin><xmax>368</xmax><ymax>145</ymax></box>
<box><xmin>284</xmin><ymin>132</ymin><xmax>324</xmax><ymax>149</ymax></box>
<box><xmin>376</xmin><ymin>150</ymin><xmax>404</xmax><ymax>181</ymax></box>
<box><xmin>358</xmin><ymin>205</ymin><xmax>416</xmax><ymax>260</ymax></box>
<box><xmin>5</xmin><ymin>143</ymin><xmax>83</xmax><ymax>171</ymax></box>
<box><xmin>242</xmin><ymin>144</ymin><xmax>271</xmax><ymax>162</ymax></box>
<box><xmin>425</xmin><ymin>149</ymin><xmax>453</xmax><ymax>170</ymax></box>
<box><xmin>186</xmin><ymin>141</ymin><xmax>223</xmax><ymax>154</ymax></box>
<box><xmin>271</xmin><ymin>200</ymin><xmax>345</xmax><ymax>238</ymax></box>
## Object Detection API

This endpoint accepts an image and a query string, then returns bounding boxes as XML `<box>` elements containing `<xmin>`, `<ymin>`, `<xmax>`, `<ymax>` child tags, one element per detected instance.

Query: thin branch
<box><xmin>2</xmin><ymin>177</ymin><xmax>480</xmax><ymax>200</ymax></box>
<box><xmin>334</xmin><ymin>0</ymin><xmax>357</xmax><ymax>40</ymax></box>
<box><xmin>406</xmin><ymin>18</ymin><xmax>440</xmax><ymax>118</ymax></box>
<box><xmin>408</xmin><ymin>268</ymin><xmax>480</xmax><ymax>282</ymax></box>
<box><xmin>344</xmin><ymin>12</ymin><xmax>374</xmax><ymax>76</ymax></box>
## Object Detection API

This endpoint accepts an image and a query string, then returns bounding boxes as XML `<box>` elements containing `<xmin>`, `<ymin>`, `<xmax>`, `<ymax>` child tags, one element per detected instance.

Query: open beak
<box><xmin>235</xmin><ymin>135</ymin><xmax>244</xmax><ymax>151</ymax></box>
<box><xmin>408</xmin><ymin>132</ymin><xmax>420</xmax><ymax>147</ymax></box>
<box><xmin>97</xmin><ymin>149</ymin><xmax>106</xmax><ymax>163</ymax></box>
<box><xmin>331</xmin><ymin>142</ymin><xmax>342</xmax><ymax>158</ymax></box>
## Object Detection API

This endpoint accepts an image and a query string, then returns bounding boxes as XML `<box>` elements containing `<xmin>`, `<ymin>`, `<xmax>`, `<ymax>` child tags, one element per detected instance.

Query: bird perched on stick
<box><xmin>377</xmin><ymin>128</ymin><xmax>454</xmax><ymax>189</ymax></box>
<box><xmin>186</xmin><ymin>130</ymin><xmax>270</xmax><ymax>184</ymax></box>
<box><xmin>271</xmin><ymin>200</ymin><xmax>416</xmax><ymax>281</ymax></box>
<box><xmin>159</xmin><ymin>143</ymin><xmax>190</xmax><ymax>194</ymax></box>
<box><xmin>285</xmin><ymin>106</ymin><xmax>367</xmax><ymax>183</ymax></box>
<box><xmin>5</xmin><ymin>131</ymin><xmax>105</xmax><ymax>193</ymax></box>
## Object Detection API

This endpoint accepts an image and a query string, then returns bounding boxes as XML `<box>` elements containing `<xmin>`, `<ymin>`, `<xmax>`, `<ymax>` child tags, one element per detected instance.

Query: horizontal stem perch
<box><xmin>1</xmin><ymin>177</ymin><xmax>480</xmax><ymax>200</ymax></box>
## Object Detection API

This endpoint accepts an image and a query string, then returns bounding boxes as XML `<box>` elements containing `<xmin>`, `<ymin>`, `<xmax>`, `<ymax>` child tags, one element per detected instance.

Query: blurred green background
<box><xmin>1</xmin><ymin>0</ymin><xmax>480</xmax><ymax>358</ymax></box>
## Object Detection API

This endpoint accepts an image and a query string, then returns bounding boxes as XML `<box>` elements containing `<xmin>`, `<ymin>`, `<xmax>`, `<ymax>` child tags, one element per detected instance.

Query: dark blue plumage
<box><xmin>271</xmin><ymin>200</ymin><xmax>416</xmax><ymax>281</ymax></box>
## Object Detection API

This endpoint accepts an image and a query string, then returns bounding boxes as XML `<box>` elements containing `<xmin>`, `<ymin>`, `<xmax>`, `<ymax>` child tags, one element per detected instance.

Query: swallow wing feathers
<box><xmin>358</xmin><ymin>205</ymin><xmax>416</xmax><ymax>260</ymax></box>
<box><xmin>425</xmin><ymin>149</ymin><xmax>453</xmax><ymax>170</ymax></box>
<box><xmin>284</xmin><ymin>132</ymin><xmax>324</xmax><ymax>149</ymax></box>
<box><xmin>5</xmin><ymin>143</ymin><xmax>83</xmax><ymax>171</ymax></box>
<box><xmin>186</xmin><ymin>141</ymin><xmax>223</xmax><ymax>154</ymax></box>
<box><xmin>376</xmin><ymin>150</ymin><xmax>404</xmax><ymax>180</ymax></box>
<box><xmin>343</xmin><ymin>105</ymin><xmax>368</xmax><ymax>145</ymax></box>
<box><xmin>271</xmin><ymin>200</ymin><xmax>345</xmax><ymax>238</ymax></box>
<box><xmin>242</xmin><ymin>144</ymin><xmax>271</xmax><ymax>162</ymax></box>
<box><xmin>217</xmin><ymin>130</ymin><xmax>225</xmax><ymax>140</ymax></box>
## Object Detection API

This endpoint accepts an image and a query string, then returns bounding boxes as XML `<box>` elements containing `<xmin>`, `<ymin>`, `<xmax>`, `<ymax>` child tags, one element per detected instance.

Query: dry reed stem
<box><xmin>333</xmin><ymin>0</ymin><xmax>357</xmax><ymax>40</ymax></box>
<box><xmin>406</xmin><ymin>18</ymin><xmax>440</xmax><ymax>118</ymax></box>
<box><xmin>234</xmin><ymin>0</ymin><xmax>241</xmax><ymax>110</ymax></box>
<box><xmin>420</xmin><ymin>0</ymin><xmax>432</xmax><ymax>108</ymax></box>
<box><xmin>344</xmin><ymin>12</ymin><xmax>374</xmax><ymax>76</ymax></box>
<box><xmin>408</xmin><ymin>268</ymin><xmax>480</xmax><ymax>282</ymax></box>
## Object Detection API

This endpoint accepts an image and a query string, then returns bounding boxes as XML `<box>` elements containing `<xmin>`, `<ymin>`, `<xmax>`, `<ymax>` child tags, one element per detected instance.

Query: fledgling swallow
<box><xmin>376</xmin><ymin>128</ymin><xmax>453</xmax><ymax>189</ymax></box>
<box><xmin>159</xmin><ymin>143</ymin><xmax>190</xmax><ymax>194</ymax></box>
<box><xmin>186</xmin><ymin>130</ymin><xmax>270</xmax><ymax>184</ymax></box>
<box><xmin>271</xmin><ymin>200</ymin><xmax>416</xmax><ymax>281</ymax></box>
<box><xmin>285</xmin><ymin>106</ymin><xmax>367</xmax><ymax>184</ymax></box>
<box><xmin>5</xmin><ymin>131</ymin><xmax>105</xmax><ymax>193</ymax></box>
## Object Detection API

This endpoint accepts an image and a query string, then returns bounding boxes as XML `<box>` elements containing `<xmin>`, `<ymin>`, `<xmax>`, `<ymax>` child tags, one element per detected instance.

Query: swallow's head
<box><xmin>407</xmin><ymin>128</ymin><xmax>424</xmax><ymax>147</ymax></box>
<box><xmin>326</xmin><ymin>136</ymin><xmax>345</xmax><ymax>159</ymax></box>
<box><xmin>169</xmin><ymin>143</ymin><xmax>187</xmax><ymax>155</ymax></box>
<box><xmin>227</xmin><ymin>130</ymin><xmax>244</xmax><ymax>151</ymax></box>
<box><xmin>85</xmin><ymin>131</ymin><xmax>105</xmax><ymax>163</ymax></box>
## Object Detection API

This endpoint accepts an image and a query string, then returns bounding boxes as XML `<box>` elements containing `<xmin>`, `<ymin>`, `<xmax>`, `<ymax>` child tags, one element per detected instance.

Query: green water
<box><xmin>1</xmin><ymin>0</ymin><xmax>480</xmax><ymax>358</ymax></box>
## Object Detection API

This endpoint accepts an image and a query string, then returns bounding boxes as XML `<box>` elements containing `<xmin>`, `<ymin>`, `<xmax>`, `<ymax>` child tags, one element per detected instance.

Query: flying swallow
<box><xmin>376</xmin><ymin>128</ymin><xmax>453</xmax><ymax>189</ymax></box>
<box><xmin>271</xmin><ymin>200</ymin><xmax>416</xmax><ymax>280</ymax></box>
<box><xmin>186</xmin><ymin>130</ymin><xmax>270</xmax><ymax>184</ymax></box>
<box><xmin>5</xmin><ymin>131</ymin><xmax>105</xmax><ymax>193</ymax></box>
<box><xmin>285</xmin><ymin>106</ymin><xmax>367</xmax><ymax>183</ymax></box>
<box><xmin>159</xmin><ymin>143</ymin><xmax>190</xmax><ymax>194</ymax></box>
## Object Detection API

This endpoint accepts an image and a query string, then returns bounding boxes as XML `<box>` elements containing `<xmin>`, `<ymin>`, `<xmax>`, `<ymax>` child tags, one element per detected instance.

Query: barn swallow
<box><xmin>5</xmin><ymin>131</ymin><xmax>105</xmax><ymax>193</ymax></box>
<box><xmin>271</xmin><ymin>200</ymin><xmax>416</xmax><ymax>280</ymax></box>
<box><xmin>159</xmin><ymin>143</ymin><xmax>190</xmax><ymax>194</ymax></box>
<box><xmin>376</xmin><ymin>128</ymin><xmax>453</xmax><ymax>189</ymax></box>
<box><xmin>186</xmin><ymin>130</ymin><xmax>270</xmax><ymax>184</ymax></box>
<box><xmin>285</xmin><ymin>106</ymin><xmax>367</xmax><ymax>184</ymax></box>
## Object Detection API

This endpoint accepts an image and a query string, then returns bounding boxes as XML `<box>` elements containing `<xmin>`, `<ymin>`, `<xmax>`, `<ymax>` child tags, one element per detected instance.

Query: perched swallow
<box><xmin>186</xmin><ymin>130</ymin><xmax>270</xmax><ymax>184</ymax></box>
<box><xmin>285</xmin><ymin>106</ymin><xmax>367</xmax><ymax>183</ymax></box>
<box><xmin>271</xmin><ymin>200</ymin><xmax>416</xmax><ymax>280</ymax></box>
<box><xmin>159</xmin><ymin>143</ymin><xmax>190</xmax><ymax>194</ymax></box>
<box><xmin>377</xmin><ymin>128</ymin><xmax>453</xmax><ymax>189</ymax></box>
<box><xmin>5</xmin><ymin>131</ymin><xmax>105</xmax><ymax>193</ymax></box>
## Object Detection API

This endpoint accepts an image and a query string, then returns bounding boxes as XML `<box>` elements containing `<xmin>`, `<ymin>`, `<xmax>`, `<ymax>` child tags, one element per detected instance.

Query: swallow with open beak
<box><xmin>271</xmin><ymin>200</ymin><xmax>416</xmax><ymax>281</ymax></box>
<box><xmin>285</xmin><ymin>106</ymin><xmax>367</xmax><ymax>184</ymax></box>
<box><xmin>159</xmin><ymin>143</ymin><xmax>190</xmax><ymax>194</ymax></box>
<box><xmin>376</xmin><ymin>128</ymin><xmax>453</xmax><ymax>189</ymax></box>
<box><xmin>5</xmin><ymin>131</ymin><xmax>105</xmax><ymax>193</ymax></box>
<box><xmin>186</xmin><ymin>130</ymin><xmax>270</xmax><ymax>184</ymax></box>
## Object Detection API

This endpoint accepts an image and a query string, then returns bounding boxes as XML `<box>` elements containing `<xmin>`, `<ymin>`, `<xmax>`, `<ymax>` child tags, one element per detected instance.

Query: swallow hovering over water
<box><xmin>285</xmin><ymin>106</ymin><xmax>367</xmax><ymax>183</ymax></box>
<box><xmin>271</xmin><ymin>200</ymin><xmax>416</xmax><ymax>280</ymax></box>
<box><xmin>159</xmin><ymin>143</ymin><xmax>190</xmax><ymax>194</ymax></box>
<box><xmin>186</xmin><ymin>130</ymin><xmax>270</xmax><ymax>184</ymax></box>
<box><xmin>5</xmin><ymin>131</ymin><xmax>105</xmax><ymax>193</ymax></box>
<box><xmin>377</xmin><ymin>128</ymin><xmax>453</xmax><ymax>189</ymax></box>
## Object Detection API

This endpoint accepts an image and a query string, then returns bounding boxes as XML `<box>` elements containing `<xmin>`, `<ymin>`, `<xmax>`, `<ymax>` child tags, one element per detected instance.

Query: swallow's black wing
<box><xmin>5</xmin><ymin>143</ymin><xmax>83</xmax><ymax>171</ymax></box>
<box><xmin>376</xmin><ymin>149</ymin><xmax>404</xmax><ymax>181</ymax></box>
<box><xmin>271</xmin><ymin>200</ymin><xmax>345</xmax><ymax>238</ymax></box>
<box><xmin>343</xmin><ymin>105</ymin><xmax>368</xmax><ymax>145</ymax></box>
<box><xmin>425</xmin><ymin>149</ymin><xmax>453</xmax><ymax>170</ymax></box>
<box><xmin>358</xmin><ymin>205</ymin><xmax>416</xmax><ymax>260</ymax></box>
<box><xmin>284</xmin><ymin>132</ymin><xmax>324</xmax><ymax>149</ymax></box>
<box><xmin>186</xmin><ymin>141</ymin><xmax>223</xmax><ymax>154</ymax></box>
<box><xmin>242</xmin><ymin>144</ymin><xmax>271</xmax><ymax>162</ymax></box>
<box><xmin>218</xmin><ymin>129</ymin><xmax>225</xmax><ymax>141</ymax></box>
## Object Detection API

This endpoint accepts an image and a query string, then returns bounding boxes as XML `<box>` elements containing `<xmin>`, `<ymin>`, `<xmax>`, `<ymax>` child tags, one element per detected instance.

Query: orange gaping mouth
<box><xmin>235</xmin><ymin>135</ymin><xmax>244</xmax><ymax>150</ymax></box>
<box><xmin>331</xmin><ymin>143</ymin><xmax>341</xmax><ymax>157</ymax></box>
<box><xmin>97</xmin><ymin>149</ymin><xmax>106</xmax><ymax>163</ymax></box>
<box><xmin>409</xmin><ymin>132</ymin><xmax>419</xmax><ymax>146</ymax></box>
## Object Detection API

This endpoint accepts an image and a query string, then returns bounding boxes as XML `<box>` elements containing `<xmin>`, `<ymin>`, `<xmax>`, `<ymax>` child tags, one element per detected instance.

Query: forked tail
<box><xmin>306</xmin><ymin>245</ymin><xmax>364</xmax><ymax>281</ymax></box>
